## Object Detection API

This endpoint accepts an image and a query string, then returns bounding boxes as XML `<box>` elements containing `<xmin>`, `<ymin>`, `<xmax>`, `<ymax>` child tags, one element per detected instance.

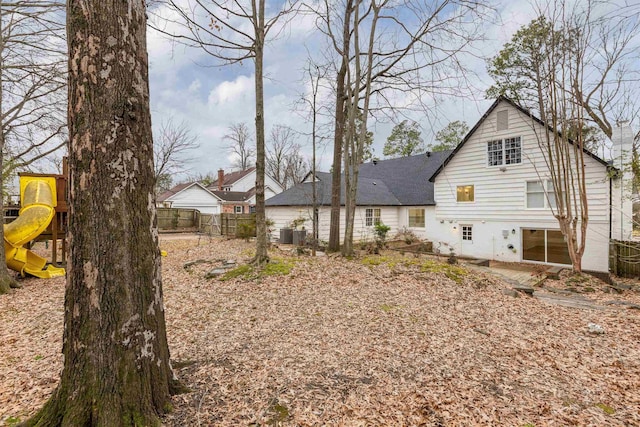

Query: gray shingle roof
<box><xmin>212</xmin><ymin>190</ymin><xmax>251</xmax><ymax>202</ymax></box>
<box><xmin>266</xmin><ymin>151</ymin><xmax>450</xmax><ymax>207</ymax></box>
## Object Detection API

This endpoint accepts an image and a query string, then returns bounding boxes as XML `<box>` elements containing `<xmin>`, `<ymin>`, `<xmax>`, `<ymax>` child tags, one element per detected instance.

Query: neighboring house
<box><xmin>156</xmin><ymin>182</ymin><xmax>222</xmax><ymax>215</ymax></box>
<box><xmin>266</xmin><ymin>97</ymin><xmax>634</xmax><ymax>273</ymax></box>
<box><xmin>266</xmin><ymin>151</ymin><xmax>452</xmax><ymax>242</ymax></box>
<box><xmin>208</xmin><ymin>167</ymin><xmax>284</xmax><ymax>213</ymax></box>
<box><xmin>156</xmin><ymin>168</ymin><xmax>285</xmax><ymax>215</ymax></box>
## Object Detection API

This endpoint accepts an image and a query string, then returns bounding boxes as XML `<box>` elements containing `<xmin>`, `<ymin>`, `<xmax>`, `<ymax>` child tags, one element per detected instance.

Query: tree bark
<box><xmin>328</xmin><ymin>0</ymin><xmax>353</xmax><ymax>253</ymax></box>
<box><xmin>252</xmin><ymin>0</ymin><xmax>268</xmax><ymax>264</ymax></box>
<box><xmin>27</xmin><ymin>1</ymin><xmax>179</xmax><ymax>424</ymax></box>
<box><xmin>0</xmin><ymin>15</ymin><xmax>18</xmax><ymax>295</ymax></box>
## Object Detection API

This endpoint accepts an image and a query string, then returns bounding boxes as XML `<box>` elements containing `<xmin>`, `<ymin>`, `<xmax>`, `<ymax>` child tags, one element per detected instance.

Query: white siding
<box><xmin>169</xmin><ymin>185</ymin><xmax>220</xmax><ymax>214</ymax></box>
<box><xmin>397</xmin><ymin>206</ymin><xmax>432</xmax><ymax>240</ymax></box>
<box><xmin>432</xmin><ymin>100</ymin><xmax>612</xmax><ymax>272</ymax></box>
<box><xmin>266</xmin><ymin>205</ymin><xmax>401</xmax><ymax>243</ymax></box>
<box><xmin>232</xmin><ymin>172</ymin><xmax>285</xmax><ymax>195</ymax></box>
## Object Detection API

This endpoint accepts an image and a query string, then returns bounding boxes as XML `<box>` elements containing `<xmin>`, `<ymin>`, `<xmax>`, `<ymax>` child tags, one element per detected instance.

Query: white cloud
<box><xmin>188</xmin><ymin>79</ymin><xmax>202</xmax><ymax>93</ymax></box>
<box><xmin>150</xmin><ymin>0</ymin><xmax>640</xmax><ymax>183</ymax></box>
<box><xmin>207</xmin><ymin>75</ymin><xmax>255</xmax><ymax>105</ymax></box>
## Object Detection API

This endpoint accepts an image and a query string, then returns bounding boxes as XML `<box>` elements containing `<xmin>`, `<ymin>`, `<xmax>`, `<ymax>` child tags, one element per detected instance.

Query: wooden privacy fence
<box><xmin>157</xmin><ymin>208</ymin><xmax>199</xmax><ymax>231</ymax></box>
<box><xmin>220</xmin><ymin>213</ymin><xmax>255</xmax><ymax>237</ymax></box>
<box><xmin>199</xmin><ymin>213</ymin><xmax>221</xmax><ymax>236</ymax></box>
<box><xmin>610</xmin><ymin>239</ymin><xmax>640</xmax><ymax>277</ymax></box>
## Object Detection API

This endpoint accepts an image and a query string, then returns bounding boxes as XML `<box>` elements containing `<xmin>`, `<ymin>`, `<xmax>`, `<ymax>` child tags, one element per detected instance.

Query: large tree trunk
<box><xmin>0</xmin><ymin>132</ymin><xmax>18</xmax><ymax>295</ymax></box>
<box><xmin>27</xmin><ymin>1</ymin><xmax>179</xmax><ymax>424</ymax></box>
<box><xmin>0</xmin><ymin>16</ymin><xmax>18</xmax><ymax>295</ymax></box>
<box><xmin>252</xmin><ymin>0</ymin><xmax>268</xmax><ymax>264</ymax></box>
<box><xmin>328</xmin><ymin>63</ymin><xmax>345</xmax><ymax>253</ymax></box>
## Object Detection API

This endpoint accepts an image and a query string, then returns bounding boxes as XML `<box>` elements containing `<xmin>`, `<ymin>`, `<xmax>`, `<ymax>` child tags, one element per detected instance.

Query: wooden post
<box><xmin>52</xmin><ymin>214</ymin><xmax>58</xmax><ymax>265</ymax></box>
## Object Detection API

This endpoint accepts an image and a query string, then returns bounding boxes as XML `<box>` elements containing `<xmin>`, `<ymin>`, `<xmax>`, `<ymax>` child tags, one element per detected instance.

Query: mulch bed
<box><xmin>1</xmin><ymin>236</ymin><xmax>639</xmax><ymax>426</ymax></box>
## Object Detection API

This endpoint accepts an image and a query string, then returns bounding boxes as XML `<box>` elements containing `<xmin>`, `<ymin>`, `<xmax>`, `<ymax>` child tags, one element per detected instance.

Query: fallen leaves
<box><xmin>0</xmin><ymin>236</ymin><xmax>639</xmax><ymax>426</ymax></box>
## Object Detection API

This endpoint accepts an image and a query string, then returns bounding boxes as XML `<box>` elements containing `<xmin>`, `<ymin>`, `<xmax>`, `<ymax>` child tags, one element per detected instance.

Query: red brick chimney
<box><xmin>217</xmin><ymin>169</ymin><xmax>224</xmax><ymax>191</ymax></box>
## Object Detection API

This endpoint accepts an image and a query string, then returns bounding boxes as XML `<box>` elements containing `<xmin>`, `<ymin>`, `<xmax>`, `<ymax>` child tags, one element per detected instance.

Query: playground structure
<box><xmin>4</xmin><ymin>169</ymin><xmax>67</xmax><ymax>278</ymax></box>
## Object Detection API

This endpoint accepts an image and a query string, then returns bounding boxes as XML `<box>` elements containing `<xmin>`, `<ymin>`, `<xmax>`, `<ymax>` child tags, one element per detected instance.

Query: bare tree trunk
<box><xmin>342</xmin><ymin>0</ymin><xmax>379</xmax><ymax>257</ymax></box>
<box><xmin>27</xmin><ymin>1</ymin><xmax>181</xmax><ymax>424</ymax></box>
<box><xmin>0</xmin><ymin>132</ymin><xmax>17</xmax><ymax>294</ymax></box>
<box><xmin>328</xmin><ymin>62</ymin><xmax>346</xmax><ymax>252</ymax></box>
<box><xmin>328</xmin><ymin>0</ymin><xmax>353</xmax><ymax>253</ymax></box>
<box><xmin>0</xmin><ymin>15</ymin><xmax>18</xmax><ymax>295</ymax></box>
<box><xmin>253</xmin><ymin>0</ymin><xmax>268</xmax><ymax>264</ymax></box>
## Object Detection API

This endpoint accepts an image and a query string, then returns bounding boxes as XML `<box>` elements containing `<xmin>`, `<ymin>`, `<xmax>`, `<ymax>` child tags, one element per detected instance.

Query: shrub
<box><xmin>394</xmin><ymin>227</ymin><xmax>418</xmax><ymax>244</ymax></box>
<box><xmin>374</xmin><ymin>222</ymin><xmax>391</xmax><ymax>248</ymax></box>
<box><xmin>236</xmin><ymin>222</ymin><xmax>256</xmax><ymax>241</ymax></box>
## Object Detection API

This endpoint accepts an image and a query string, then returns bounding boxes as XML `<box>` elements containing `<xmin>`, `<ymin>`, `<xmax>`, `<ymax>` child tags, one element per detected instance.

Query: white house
<box><xmin>158</xmin><ymin>167</ymin><xmax>285</xmax><ymax>215</ymax></box>
<box><xmin>265</xmin><ymin>152</ymin><xmax>451</xmax><ymax>243</ymax></box>
<box><xmin>266</xmin><ymin>97</ymin><xmax>634</xmax><ymax>273</ymax></box>
<box><xmin>207</xmin><ymin>167</ymin><xmax>284</xmax><ymax>213</ymax></box>
<box><xmin>428</xmin><ymin>97</ymin><xmax>632</xmax><ymax>273</ymax></box>
<box><xmin>156</xmin><ymin>182</ymin><xmax>221</xmax><ymax>214</ymax></box>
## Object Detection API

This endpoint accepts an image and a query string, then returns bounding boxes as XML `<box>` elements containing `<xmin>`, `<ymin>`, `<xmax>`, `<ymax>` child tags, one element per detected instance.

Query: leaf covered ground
<box><xmin>1</xmin><ymin>235</ymin><xmax>639</xmax><ymax>426</ymax></box>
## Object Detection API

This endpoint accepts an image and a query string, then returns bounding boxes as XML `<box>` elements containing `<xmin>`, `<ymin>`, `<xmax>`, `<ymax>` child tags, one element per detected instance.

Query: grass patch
<box><xmin>5</xmin><ymin>417</ymin><xmax>20</xmax><ymax>426</ymax></box>
<box><xmin>361</xmin><ymin>255</ymin><xmax>419</xmax><ymax>269</ymax></box>
<box><xmin>220</xmin><ymin>257</ymin><xmax>296</xmax><ymax>281</ymax></box>
<box><xmin>596</xmin><ymin>403</ymin><xmax>615</xmax><ymax>415</ymax></box>
<box><xmin>263</xmin><ymin>258</ymin><xmax>296</xmax><ymax>276</ymax></box>
<box><xmin>379</xmin><ymin>303</ymin><xmax>403</xmax><ymax>313</ymax></box>
<box><xmin>221</xmin><ymin>264</ymin><xmax>253</xmax><ymax>281</ymax></box>
<box><xmin>566</xmin><ymin>274</ymin><xmax>588</xmax><ymax>284</ymax></box>
<box><xmin>360</xmin><ymin>255</ymin><xmax>467</xmax><ymax>283</ymax></box>
<box><xmin>420</xmin><ymin>260</ymin><xmax>468</xmax><ymax>283</ymax></box>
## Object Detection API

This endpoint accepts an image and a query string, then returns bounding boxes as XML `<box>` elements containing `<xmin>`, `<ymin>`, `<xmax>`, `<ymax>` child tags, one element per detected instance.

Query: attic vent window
<box><xmin>497</xmin><ymin>110</ymin><xmax>509</xmax><ymax>131</ymax></box>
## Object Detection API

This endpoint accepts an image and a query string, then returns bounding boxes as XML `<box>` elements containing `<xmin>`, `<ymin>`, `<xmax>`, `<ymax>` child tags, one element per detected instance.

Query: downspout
<box><xmin>609</xmin><ymin>173</ymin><xmax>612</xmax><ymax>239</ymax></box>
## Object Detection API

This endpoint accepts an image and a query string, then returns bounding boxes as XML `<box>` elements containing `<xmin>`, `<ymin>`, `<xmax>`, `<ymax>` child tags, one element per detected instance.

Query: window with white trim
<box><xmin>462</xmin><ymin>225</ymin><xmax>473</xmax><ymax>241</ymax></box>
<box><xmin>366</xmin><ymin>208</ymin><xmax>381</xmax><ymax>226</ymax></box>
<box><xmin>408</xmin><ymin>208</ymin><xmax>425</xmax><ymax>228</ymax></box>
<box><xmin>234</xmin><ymin>205</ymin><xmax>244</xmax><ymax>214</ymax></box>
<box><xmin>526</xmin><ymin>180</ymin><xmax>557</xmax><ymax>209</ymax></box>
<box><xmin>487</xmin><ymin>136</ymin><xmax>521</xmax><ymax>166</ymax></box>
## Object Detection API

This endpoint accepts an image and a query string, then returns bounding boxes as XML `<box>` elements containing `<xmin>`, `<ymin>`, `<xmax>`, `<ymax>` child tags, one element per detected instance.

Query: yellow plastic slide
<box><xmin>4</xmin><ymin>176</ymin><xmax>65</xmax><ymax>278</ymax></box>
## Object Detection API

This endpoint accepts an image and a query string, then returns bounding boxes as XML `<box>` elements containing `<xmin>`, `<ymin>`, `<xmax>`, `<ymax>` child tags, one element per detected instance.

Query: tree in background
<box><xmin>266</xmin><ymin>124</ymin><xmax>309</xmax><ymax>189</ymax></box>
<box><xmin>224</xmin><ymin>122</ymin><xmax>255</xmax><ymax>171</ymax></box>
<box><xmin>316</xmin><ymin>0</ymin><xmax>489</xmax><ymax>253</ymax></box>
<box><xmin>382</xmin><ymin>120</ymin><xmax>424</xmax><ymax>158</ymax></box>
<box><xmin>151</xmin><ymin>0</ymin><xmax>300</xmax><ymax>265</ymax></box>
<box><xmin>153</xmin><ymin>118</ymin><xmax>199</xmax><ymax>194</ymax></box>
<box><xmin>0</xmin><ymin>1</ymin><xmax>67</xmax><ymax>294</ymax></box>
<box><xmin>488</xmin><ymin>1</ymin><xmax>640</xmax><ymax>272</ymax></box>
<box><xmin>28</xmin><ymin>0</ymin><xmax>182</xmax><ymax>423</ymax></box>
<box><xmin>353</xmin><ymin>114</ymin><xmax>374</xmax><ymax>163</ymax></box>
<box><xmin>430</xmin><ymin>120</ymin><xmax>469</xmax><ymax>152</ymax></box>
<box><xmin>487</xmin><ymin>11</ymin><xmax>639</xmax><ymax>141</ymax></box>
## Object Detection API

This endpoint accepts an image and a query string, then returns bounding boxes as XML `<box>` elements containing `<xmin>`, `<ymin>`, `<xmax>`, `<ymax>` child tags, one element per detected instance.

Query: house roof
<box><xmin>208</xmin><ymin>167</ymin><xmax>255</xmax><ymax>189</ymax></box>
<box><xmin>157</xmin><ymin>181</ymin><xmax>222</xmax><ymax>203</ymax></box>
<box><xmin>211</xmin><ymin>190</ymin><xmax>251</xmax><ymax>202</ymax></box>
<box><xmin>429</xmin><ymin>96</ymin><xmax>610</xmax><ymax>182</ymax></box>
<box><xmin>266</xmin><ymin>151</ymin><xmax>451</xmax><ymax>207</ymax></box>
<box><xmin>157</xmin><ymin>182</ymin><xmax>201</xmax><ymax>202</ymax></box>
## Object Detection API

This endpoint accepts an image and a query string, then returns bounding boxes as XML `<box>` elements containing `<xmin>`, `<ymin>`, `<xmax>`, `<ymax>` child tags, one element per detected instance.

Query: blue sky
<box><xmin>144</xmin><ymin>0</ymin><xmax>610</xmax><ymax>182</ymax></box>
